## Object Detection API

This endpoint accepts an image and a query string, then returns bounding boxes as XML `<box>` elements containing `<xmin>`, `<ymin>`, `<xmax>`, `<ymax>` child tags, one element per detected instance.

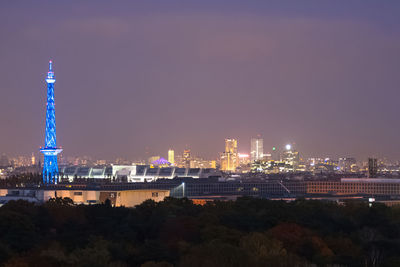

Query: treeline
<box><xmin>1</xmin><ymin>197</ymin><xmax>400</xmax><ymax>267</ymax></box>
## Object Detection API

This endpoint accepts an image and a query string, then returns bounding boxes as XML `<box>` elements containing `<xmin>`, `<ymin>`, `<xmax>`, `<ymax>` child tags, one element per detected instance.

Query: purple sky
<box><xmin>1</xmin><ymin>1</ymin><xmax>400</xmax><ymax>161</ymax></box>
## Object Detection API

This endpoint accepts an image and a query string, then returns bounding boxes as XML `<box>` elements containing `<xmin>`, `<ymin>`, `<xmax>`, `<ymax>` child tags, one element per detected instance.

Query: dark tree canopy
<box><xmin>0</xmin><ymin>197</ymin><xmax>400</xmax><ymax>266</ymax></box>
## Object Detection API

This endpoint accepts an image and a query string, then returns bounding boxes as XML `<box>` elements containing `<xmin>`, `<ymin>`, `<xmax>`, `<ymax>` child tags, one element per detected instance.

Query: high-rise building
<box><xmin>168</xmin><ymin>149</ymin><xmax>175</xmax><ymax>165</ymax></box>
<box><xmin>250</xmin><ymin>138</ymin><xmax>263</xmax><ymax>162</ymax></box>
<box><xmin>40</xmin><ymin>61</ymin><xmax>62</xmax><ymax>184</ymax></box>
<box><xmin>220</xmin><ymin>138</ymin><xmax>238</xmax><ymax>172</ymax></box>
<box><xmin>182</xmin><ymin>149</ymin><xmax>191</xmax><ymax>168</ymax></box>
<box><xmin>281</xmin><ymin>144</ymin><xmax>299</xmax><ymax>172</ymax></box>
<box><xmin>368</xmin><ymin>158</ymin><xmax>378</xmax><ymax>178</ymax></box>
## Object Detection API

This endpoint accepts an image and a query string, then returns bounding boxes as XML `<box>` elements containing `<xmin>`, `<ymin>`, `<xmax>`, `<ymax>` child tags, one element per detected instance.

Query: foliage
<box><xmin>0</xmin><ymin>197</ymin><xmax>400</xmax><ymax>266</ymax></box>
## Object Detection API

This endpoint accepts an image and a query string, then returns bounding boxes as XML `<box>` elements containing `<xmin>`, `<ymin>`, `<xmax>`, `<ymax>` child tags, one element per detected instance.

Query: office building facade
<box><xmin>250</xmin><ymin>138</ymin><xmax>263</xmax><ymax>162</ymax></box>
<box><xmin>221</xmin><ymin>139</ymin><xmax>238</xmax><ymax>172</ymax></box>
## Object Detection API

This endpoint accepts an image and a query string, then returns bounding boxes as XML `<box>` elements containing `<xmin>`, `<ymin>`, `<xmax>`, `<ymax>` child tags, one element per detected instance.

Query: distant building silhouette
<box><xmin>368</xmin><ymin>158</ymin><xmax>378</xmax><ymax>178</ymax></box>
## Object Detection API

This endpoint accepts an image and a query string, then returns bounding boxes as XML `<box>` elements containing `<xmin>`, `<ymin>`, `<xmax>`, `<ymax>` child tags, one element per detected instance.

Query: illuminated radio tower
<box><xmin>40</xmin><ymin>60</ymin><xmax>62</xmax><ymax>184</ymax></box>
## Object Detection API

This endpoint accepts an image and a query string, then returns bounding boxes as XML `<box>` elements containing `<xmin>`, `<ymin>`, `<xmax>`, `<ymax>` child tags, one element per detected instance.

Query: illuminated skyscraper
<box><xmin>40</xmin><ymin>60</ymin><xmax>62</xmax><ymax>184</ymax></box>
<box><xmin>250</xmin><ymin>138</ymin><xmax>263</xmax><ymax>162</ymax></box>
<box><xmin>183</xmin><ymin>149</ymin><xmax>191</xmax><ymax>168</ymax></box>
<box><xmin>168</xmin><ymin>149</ymin><xmax>175</xmax><ymax>165</ymax></box>
<box><xmin>221</xmin><ymin>138</ymin><xmax>238</xmax><ymax>171</ymax></box>
<box><xmin>225</xmin><ymin>139</ymin><xmax>237</xmax><ymax>154</ymax></box>
<box><xmin>281</xmin><ymin>144</ymin><xmax>299</xmax><ymax>172</ymax></box>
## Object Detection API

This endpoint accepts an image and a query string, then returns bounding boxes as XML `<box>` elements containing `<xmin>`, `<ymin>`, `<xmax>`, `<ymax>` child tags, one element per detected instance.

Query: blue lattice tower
<box><xmin>40</xmin><ymin>60</ymin><xmax>62</xmax><ymax>184</ymax></box>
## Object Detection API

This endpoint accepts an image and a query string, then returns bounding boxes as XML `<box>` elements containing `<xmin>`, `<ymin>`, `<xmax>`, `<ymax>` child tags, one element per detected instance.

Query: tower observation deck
<box><xmin>40</xmin><ymin>60</ymin><xmax>62</xmax><ymax>184</ymax></box>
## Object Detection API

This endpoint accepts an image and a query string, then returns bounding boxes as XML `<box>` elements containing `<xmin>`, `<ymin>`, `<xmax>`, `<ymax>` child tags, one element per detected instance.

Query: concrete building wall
<box><xmin>36</xmin><ymin>189</ymin><xmax>169</xmax><ymax>207</ymax></box>
<box><xmin>0</xmin><ymin>189</ymin><xmax>7</xmax><ymax>197</ymax></box>
<box><xmin>116</xmin><ymin>189</ymin><xmax>170</xmax><ymax>207</ymax></box>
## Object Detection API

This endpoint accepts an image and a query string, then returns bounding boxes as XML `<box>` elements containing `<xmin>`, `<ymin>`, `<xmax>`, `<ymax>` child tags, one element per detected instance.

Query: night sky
<box><xmin>1</xmin><ymin>1</ymin><xmax>400</xmax><ymax>161</ymax></box>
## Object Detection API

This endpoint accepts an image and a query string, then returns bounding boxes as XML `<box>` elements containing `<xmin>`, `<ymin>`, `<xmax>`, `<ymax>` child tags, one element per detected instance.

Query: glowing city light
<box><xmin>285</xmin><ymin>144</ymin><xmax>291</xmax><ymax>150</ymax></box>
<box><xmin>40</xmin><ymin>60</ymin><xmax>62</xmax><ymax>184</ymax></box>
<box><xmin>152</xmin><ymin>157</ymin><xmax>169</xmax><ymax>165</ymax></box>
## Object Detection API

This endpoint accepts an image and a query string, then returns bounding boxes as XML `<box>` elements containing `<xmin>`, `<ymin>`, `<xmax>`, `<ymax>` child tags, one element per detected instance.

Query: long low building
<box><xmin>3</xmin><ymin>177</ymin><xmax>400</xmax><ymax>207</ymax></box>
<box><xmin>0</xmin><ymin>188</ymin><xmax>169</xmax><ymax>207</ymax></box>
<box><xmin>92</xmin><ymin>177</ymin><xmax>400</xmax><ymax>200</ymax></box>
<box><xmin>307</xmin><ymin>178</ymin><xmax>400</xmax><ymax>195</ymax></box>
<box><xmin>60</xmin><ymin>165</ymin><xmax>218</xmax><ymax>182</ymax></box>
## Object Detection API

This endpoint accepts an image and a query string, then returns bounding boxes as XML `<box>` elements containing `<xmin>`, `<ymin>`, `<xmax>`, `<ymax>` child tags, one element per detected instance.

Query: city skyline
<box><xmin>2</xmin><ymin>2</ymin><xmax>400</xmax><ymax>266</ymax></box>
<box><xmin>1</xmin><ymin>1</ymin><xmax>400</xmax><ymax>161</ymax></box>
<box><xmin>1</xmin><ymin>134</ymin><xmax>400</xmax><ymax>164</ymax></box>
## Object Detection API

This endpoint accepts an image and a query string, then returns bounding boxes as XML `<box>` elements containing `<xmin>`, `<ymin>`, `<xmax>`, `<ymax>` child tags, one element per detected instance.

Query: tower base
<box><xmin>43</xmin><ymin>155</ymin><xmax>59</xmax><ymax>184</ymax></box>
<box><xmin>40</xmin><ymin>148</ymin><xmax>62</xmax><ymax>184</ymax></box>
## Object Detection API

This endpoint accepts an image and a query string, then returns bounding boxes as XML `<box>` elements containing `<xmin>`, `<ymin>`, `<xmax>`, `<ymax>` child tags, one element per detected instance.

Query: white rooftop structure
<box><xmin>60</xmin><ymin>165</ymin><xmax>218</xmax><ymax>182</ymax></box>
